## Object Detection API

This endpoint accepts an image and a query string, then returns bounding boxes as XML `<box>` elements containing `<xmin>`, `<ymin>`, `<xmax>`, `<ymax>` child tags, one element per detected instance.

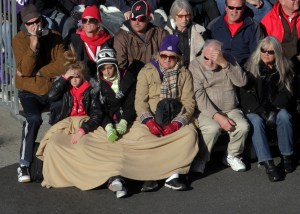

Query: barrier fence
<box><xmin>0</xmin><ymin>0</ymin><xmax>19</xmax><ymax>115</ymax></box>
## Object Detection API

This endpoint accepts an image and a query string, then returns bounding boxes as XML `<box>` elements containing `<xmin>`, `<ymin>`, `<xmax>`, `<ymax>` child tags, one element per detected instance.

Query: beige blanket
<box><xmin>37</xmin><ymin>116</ymin><xmax>199</xmax><ymax>190</ymax></box>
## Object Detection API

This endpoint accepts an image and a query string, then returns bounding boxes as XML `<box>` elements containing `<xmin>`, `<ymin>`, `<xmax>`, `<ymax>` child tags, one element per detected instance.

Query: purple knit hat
<box><xmin>159</xmin><ymin>35</ymin><xmax>180</xmax><ymax>54</ymax></box>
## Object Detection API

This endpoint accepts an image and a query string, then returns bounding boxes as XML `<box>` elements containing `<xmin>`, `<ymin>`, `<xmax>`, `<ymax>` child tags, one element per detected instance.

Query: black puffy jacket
<box><xmin>48</xmin><ymin>76</ymin><xmax>103</xmax><ymax>134</ymax></box>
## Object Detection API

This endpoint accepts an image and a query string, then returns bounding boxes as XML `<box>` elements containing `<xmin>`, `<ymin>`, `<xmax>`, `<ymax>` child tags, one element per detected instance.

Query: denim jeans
<box><xmin>246</xmin><ymin>109</ymin><xmax>293</xmax><ymax>163</ymax></box>
<box><xmin>18</xmin><ymin>91</ymin><xmax>49</xmax><ymax>166</ymax></box>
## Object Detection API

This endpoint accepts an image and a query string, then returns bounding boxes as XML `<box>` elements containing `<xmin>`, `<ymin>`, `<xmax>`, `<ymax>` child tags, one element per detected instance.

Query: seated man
<box><xmin>189</xmin><ymin>39</ymin><xmax>249</xmax><ymax>173</ymax></box>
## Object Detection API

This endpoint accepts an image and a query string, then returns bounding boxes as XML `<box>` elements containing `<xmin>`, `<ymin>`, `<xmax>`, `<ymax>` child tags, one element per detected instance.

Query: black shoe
<box><xmin>263</xmin><ymin>160</ymin><xmax>280</xmax><ymax>182</ymax></box>
<box><xmin>283</xmin><ymin>155</ymin><xmax>294</xmax><ymax>173</ymax></box>
<box><xmin>141</xmin><ymin>180</ymin><xmax>158</xmax><ymax>192</ymax></box>
<box><xmin>17</xmin><ymin>165</ymin><xmax>31</xmax><ymax>183</ymax></box>
<box><xmin>164</xmin><ymin>178</ymin><xmax>187</xmax><ymax>191</ymax></box>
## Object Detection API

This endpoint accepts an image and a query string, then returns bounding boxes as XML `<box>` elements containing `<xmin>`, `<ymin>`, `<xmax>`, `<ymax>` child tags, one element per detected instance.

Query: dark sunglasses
<box><xmin>25</xmin><ymin>17</ymin><xmax>41</xmax><ymax>26</ymax></box>
<box><xmin>82</xmin><ymin>18</ymin><xmax>98</xmax><ymax>24</ymax></box>
<box><xmin>131</xmin><ymin>15</ymin><xmax>147</xmax><ymax>22</ymax></box>
<box><xmin>260</xmin><ymin>48</ymin><xmax>275</xmax><ymax>55</ymax></box>
<box><xmin>177</xmin><ymin>14</ymin><xmax>191</xmax><ymax>19</ymax></box>
<box><xmin>160</xmin><ymin>54</ymin><xmax>177</xmax><ymax>61</ymax></box>
<box><xmin>226</xmin><ymin>5</ymin><xmax>244</xmax><ymax>10</ymax></box>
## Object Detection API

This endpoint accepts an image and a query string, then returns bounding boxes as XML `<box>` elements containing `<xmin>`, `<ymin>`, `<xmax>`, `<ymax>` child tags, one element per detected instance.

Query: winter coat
<box><xmin>48</xmin><ymin>76</ymin><xmax>103</xmax><ymax>133</ymax></box>
<box><xmin>189</xmin><ymin>55</ymin><xmax>247</xmax><ymax>118</ymax></box>
<box><xmin>135</xmin><ymin>63</ymin><xmax>195</xmax><ymax>126</ymax></box>
<box><xmin>99</xmin><ymin>71</ymin><xmax>136</xmax><ymax>128</ymax></box>
<box><xmin>239</xmin><ymin>61</ymin><xmax>294</xmax><ymax>114</ymax></box>
<box><xmin>113</xmin><ymin>21</ymin><xmax>168</xmax><ymax>76</ymax></box>
<box><xmin>165</xmin><ymin>19</ymin><xmax>206</xmax><ymax>66</ymax></box>
<box><xmin>207</xmin><ymin>14</ymin><xmax>264</xmax><ymax>66</ymax></box>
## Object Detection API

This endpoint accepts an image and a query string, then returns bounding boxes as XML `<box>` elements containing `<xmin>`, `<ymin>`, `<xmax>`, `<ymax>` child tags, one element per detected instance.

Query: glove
<box><xmin>105</xmin><ymin>123</ymin><xmax>118</xmax><ymax>142</ymax></box>
<box><xmin>116</xmin><ymin>119</ymin><xmax>128</xmax><ymax>135</ymax></box>
<box><xmin>265</xmin><ymin>111</ymin><xmax>277</xmax><ymax>129</ymax></box>
<box><xmin>145</xmin><ymin>119</ymin><xmax>163</xmax><ymax>136</ymax></box>
<box><xmin>163</xmin><ymin>121</ymin><xmax>180</xmax><ymax>136</ymax></box>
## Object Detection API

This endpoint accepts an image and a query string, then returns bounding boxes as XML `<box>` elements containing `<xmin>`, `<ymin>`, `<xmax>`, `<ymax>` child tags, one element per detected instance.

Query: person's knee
<box><xmin>276</xmin><ymin>109</ymin><xmax>292</xmax><ymax>123</ymax></box>
<box><xmin>26</xmin><ymin>114</ymin><xmax>42</xmax><ymax>125</ymax></box>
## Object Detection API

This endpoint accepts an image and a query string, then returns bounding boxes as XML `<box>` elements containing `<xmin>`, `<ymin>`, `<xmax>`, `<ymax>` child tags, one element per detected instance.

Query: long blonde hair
<box><xmin>245</xmin><ymin>36</ymin><xmax>294</xmax><ymax>94</ymax></box>
<box><xmin>64</xmin><ymin>44</ymin><xmax>86</xmax><ymax>80</ymax></box>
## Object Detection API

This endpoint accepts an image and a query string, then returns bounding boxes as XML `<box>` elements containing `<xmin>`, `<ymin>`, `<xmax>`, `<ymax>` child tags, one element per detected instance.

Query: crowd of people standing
<box><xmin>10</xmin><ymin>0</ymin><xmax>300</xmax><ymax>198</ymax></box>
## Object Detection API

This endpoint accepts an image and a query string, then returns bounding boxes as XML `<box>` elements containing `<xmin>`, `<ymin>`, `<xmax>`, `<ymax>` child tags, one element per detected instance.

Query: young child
<box><xmin>48</xmin><ymin>45</ymin><xmax>102</xmax><ymax>144</ymax></box>
<box><xmin>94</xmin><ymin>47</ymin><xmax>137</xmax><ymax>198</ymax></box>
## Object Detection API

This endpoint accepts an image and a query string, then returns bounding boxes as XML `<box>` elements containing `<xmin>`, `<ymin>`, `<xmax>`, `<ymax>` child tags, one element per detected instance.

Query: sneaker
<box><xmin>141</xmin><ymin>180</ymin><xmax>159</xmax><ymax>192</ymax></box>
<box><xmin>108</xmin><ymin>178</ymin><xmax>123</xmax><ymax>192</ymax></box>
<box><xmin>191</xmin><ymin>158</ymin><xmax>206</xmax><ymax>174</ymax></box>
<box><xmin>223</xmin><ymin>155</ymin><xmax>246</xmax><ymax>172</ymax></box>
<box><xmin>164</xmin><ymin>178</ymin><xmax>187</xmax><ymax>191</ymax></box>
<box><xmin>116</xmin><ymin>187</ymin><xmax>127</xmax><ymax>199</ymax></box>
<box><xmin>17</xmin><ymin>166</ymin><xmax>31</xmax><ymax>183</ymax></box>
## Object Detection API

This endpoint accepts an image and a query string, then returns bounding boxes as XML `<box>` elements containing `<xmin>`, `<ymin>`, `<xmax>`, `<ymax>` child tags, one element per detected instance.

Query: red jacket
<box><xmin>261</xmin><ymin>2</ymin><xmax>300</xmax><ymax>42</ymax></box>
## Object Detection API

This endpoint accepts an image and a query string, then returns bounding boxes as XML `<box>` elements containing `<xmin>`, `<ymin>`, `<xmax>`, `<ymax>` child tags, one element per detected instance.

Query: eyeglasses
<box><xmin>260</xmin><ymin>48</ymin><xmax>275</xmax><ymax>55</ymax></box>
<box><xmin>160</xmin><ymin>54</ymin><xmax>177</xmax><ymax>61</ymax></box>
<box><xmin>226</xmin><ymin>5</ymin><xmax>244</xmax><ymax>10</ymax></box>
<box><xmin>131</xmin><ymin>15</ymin><xmax>147</xmax><ymax>22</ymax></box>
<box><xmin>82</xmin><ymin>18</ymin><xmax>98</xmax><ymax>24</ymax></box>
<box><xmin>25</xmin><ymin>17</ymin><xmax>41</xmax><ymax>26</ymax></box>
<box><xmin>177</xmin><ymin>14</ymin><xmax>191</xmax><ymax>19</ymax></box>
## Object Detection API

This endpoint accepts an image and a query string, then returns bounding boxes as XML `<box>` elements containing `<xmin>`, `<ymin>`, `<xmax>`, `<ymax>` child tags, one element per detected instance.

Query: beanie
<box><xmin>21</xmin><ymin>4</ymin><xmax>41</xmax><ymax>24</ymax></box>
<box><xmin>159</xmin><ymin>35</ymin><xmax>180</xmax><ymax>54</ymax></box>
<box><xmin>82</xmin><ymin>5</ymin><xmax>101</xmax><ymax>22</ymax></box>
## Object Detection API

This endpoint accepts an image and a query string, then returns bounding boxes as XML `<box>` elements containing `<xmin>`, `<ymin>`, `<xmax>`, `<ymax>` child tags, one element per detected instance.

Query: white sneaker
<box><xmin>191</xmin><ymin>158</ymin><xmax>206</xmax><ymax>174</ymax></box>
<box><xmin>116</xmin><ymin>187</ymin><xmax>127</xmax><ymax>199</ymax></box>
<box><xmin>108</xmin><ymin>178</ymin><xmax>123</xmax><ymax>192</ymax></box>
<box><xmin>223</xmin><ymin>155</ymin><xmax>246</xmax><ymax>172</ymax></box>
<box><xmin>17</xmin><ymin>166</ymin><xmax>31</xmax><ymax>183</ymax></box>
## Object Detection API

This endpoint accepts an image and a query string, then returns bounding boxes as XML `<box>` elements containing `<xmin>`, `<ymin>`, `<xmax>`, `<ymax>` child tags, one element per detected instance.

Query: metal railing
<box><xmin>0</xmin><ymin>0</ymin><xmax>19</xmax><ymax>115</ymax></box>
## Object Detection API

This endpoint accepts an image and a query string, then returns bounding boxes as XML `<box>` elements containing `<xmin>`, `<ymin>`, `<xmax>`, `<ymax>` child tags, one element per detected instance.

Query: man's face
<box><xmin>280</xmin><ymin>0</ymin><xmax>300</xmax><ymax>13</ymax></box>
<box><xmin>201</xmin><ymin>44</ymin><xmax>220</xmax><ymax>71</ymax></box>
<box><xmin>130</xmin><ymin>15</ymin><xmax>149</xmax><ymax>35</ymax></box>
<box><xmin>225</xmin><ymin>0</ymin><xmax>245</xmax><ymax>23</ymax></box>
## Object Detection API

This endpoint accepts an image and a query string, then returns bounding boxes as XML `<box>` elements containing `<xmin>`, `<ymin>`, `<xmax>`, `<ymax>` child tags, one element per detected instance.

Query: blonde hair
<box><xmin>64</xmin><ymin>45</ymin><xmax>86</xmax><ymax>80</ymax></box>
<box><xmin>245</xmin><ymin>36</ymin><xmax>294</xmax><ymax>94</ymax></box>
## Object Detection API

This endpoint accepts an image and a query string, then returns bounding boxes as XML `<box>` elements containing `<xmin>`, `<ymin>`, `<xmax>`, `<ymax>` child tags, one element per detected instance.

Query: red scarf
<box><xmin>224</xmin><ymin>14</ymin><xmax>243</xmax><ymax>37</ymax></box>
<box><xmin>76</xmin><ymin>28</ymin><xmax>111</xmax><ymax>61</ymax></box>
<box><xmin>70</xmin><ymin>81</ymin><xmax>91</xmax><ymax>116</ymax></box>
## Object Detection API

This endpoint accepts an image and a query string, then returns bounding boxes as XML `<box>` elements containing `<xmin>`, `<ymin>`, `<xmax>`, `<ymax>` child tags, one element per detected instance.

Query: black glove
<box><xmin>265</xmin><ymin>111</ymin><xmax>277</xmax><ymax>129</ymax></box>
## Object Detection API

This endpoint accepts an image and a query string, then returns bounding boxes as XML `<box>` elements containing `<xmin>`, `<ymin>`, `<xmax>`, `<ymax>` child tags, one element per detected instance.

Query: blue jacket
<box><xmin>207</xmin><ymin>15</ymin><xmax>263</xmax><ymax>67</ymax></box>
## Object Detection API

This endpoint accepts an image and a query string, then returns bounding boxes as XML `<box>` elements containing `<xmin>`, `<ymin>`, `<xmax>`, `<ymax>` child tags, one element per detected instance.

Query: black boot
<box><xmin>263</xmin><ymin>160</ymin><xmax>280</xmax><ymax>182</ymax></box>
<box><xmin>283</xmin><ymin>155</ymin><xmax>294</xmax><ymax>173</ymax></box>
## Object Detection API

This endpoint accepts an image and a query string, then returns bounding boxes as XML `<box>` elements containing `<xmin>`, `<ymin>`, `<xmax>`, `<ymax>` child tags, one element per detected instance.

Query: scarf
<box><xmin>151</xmin><ymin>60</ymin><xmax>179</xmax><ymax>100</ymax></box>
<box><xmin>70</xmin><ymin>81</ymin><xmax>91</xmax><ymax>116</ymax></box>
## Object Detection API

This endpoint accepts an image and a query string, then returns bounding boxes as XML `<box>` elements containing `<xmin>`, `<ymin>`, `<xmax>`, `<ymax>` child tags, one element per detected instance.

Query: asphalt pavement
<box><xmin>0</xmin><ymin>104</ymin><xmax>300</xmax><ymax>214</ymax></box>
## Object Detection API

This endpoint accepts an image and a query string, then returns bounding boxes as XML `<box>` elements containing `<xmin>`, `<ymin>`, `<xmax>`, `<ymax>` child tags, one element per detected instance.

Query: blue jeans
<box><xmin>246</xmin><ymin>109</ymin><xmax>293</xmax><ymax>162</ymax></box>
<box><xmin>18</xmin><ymin>91</ymin><xmax>49</xmax><ymax>166</ymax></box>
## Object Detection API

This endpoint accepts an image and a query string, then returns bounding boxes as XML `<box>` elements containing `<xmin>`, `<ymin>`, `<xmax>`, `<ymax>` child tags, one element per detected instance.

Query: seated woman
<box><xmin>239</xmin><ymin>36</ymin><xmax>295</xmax><ymax>182</ymax></box>
<box><xmin>165</xmin><ymin>0</ymin><xmax>206</xmax><ymax>68</ymax></box>
<box><xmin>132</xmin><ymin>34</ymin><xmax>198</xmax><ymax>191</ymax></box>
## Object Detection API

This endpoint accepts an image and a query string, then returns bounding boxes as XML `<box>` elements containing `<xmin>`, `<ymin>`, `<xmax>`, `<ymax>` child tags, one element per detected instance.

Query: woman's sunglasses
<box><xmin>25</xmin><ymin>17</ymin><xmax>41</xmax><ymax>26</ymax></box>
<box><xmin>82</xmin><ymin>18</ymin><xmax>98</xmax><ymax>24</ymax></box>
<box><xmin>260</xmin><ymin>48</ymin><xmax>275</xmax><ymax>55</ymax></box>
<box><xmin>160</xmin><ymin>54</ymin><xmax>177</xmax><ymax>61</ymax></box>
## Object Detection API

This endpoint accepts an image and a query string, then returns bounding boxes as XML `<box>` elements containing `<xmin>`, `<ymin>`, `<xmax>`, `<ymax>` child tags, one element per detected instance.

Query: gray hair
<box><xmin>225</xmin><ymin>0</ymin><xmax>246</xmax><ymax>6</ymax></box>
<box><xmin>245</xmin><ymin>36</ymin><xmax>294</xmax><ymax>94</ymax></box>
<box><xmin>170</xmin><ymin>0</ymin><xmax>193</xmax><ymax>20</ymax></box>
<box><xmin>201</xmin><ymin>39</ymin><xmax>223</xmax><ymax>53</ymax></box>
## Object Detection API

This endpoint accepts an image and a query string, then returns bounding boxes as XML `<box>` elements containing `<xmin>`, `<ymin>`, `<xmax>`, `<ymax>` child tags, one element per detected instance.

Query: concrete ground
<box><xmin>1</xmin><ymin>104</ymin><xmax>300</xmax><ymax>214</ymax></box>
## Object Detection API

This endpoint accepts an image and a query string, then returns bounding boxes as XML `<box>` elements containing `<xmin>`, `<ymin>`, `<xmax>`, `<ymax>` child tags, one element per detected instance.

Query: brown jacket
<box><xmin>113</xmin><ymin>21</ymin><xmax>168</xmax><ymax>76</ymax></box>
<box><xmin>12</xmin><ymin>29</ymin><xmax>65</xmax><ymax>95</ymax></box>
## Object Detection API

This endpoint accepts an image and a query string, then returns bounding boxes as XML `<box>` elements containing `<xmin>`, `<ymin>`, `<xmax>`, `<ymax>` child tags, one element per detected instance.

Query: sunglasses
<box><xmin>160</xmin><ymin>54</ymin><xmax>177</xmax><ymax>61</ymax></box>
<box><xmin>260</xmin><ymin>48</ymin><xmax>275</xmax><ymax>55</ymax></box>
<box><xmin>203</xmin><ymin>56</ymin><xmax>210</xmax><ymax>60</ymax></box>
<box><xmin>82</xmin><ymin>18</ymin><xmax>98</xmax><ymax>24</ymax></box>
<box><xmin>226</xmin><ymin>5</ymin><xmax>244</xmax><ymax>10</ymax></box>
<box><xmin>25</xmin><ymin>17</ymin><xmax>41</xmax><ymax>26</ymax></box>
<box><xmin>131</xmin><ymin>15</ymin><xmax>147</xmax><ymax>22</ymax></box>
<box><xmin>177</xmin><ymin>14</ymin><xmax>191</xmax><ymax>19</ymax></box>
